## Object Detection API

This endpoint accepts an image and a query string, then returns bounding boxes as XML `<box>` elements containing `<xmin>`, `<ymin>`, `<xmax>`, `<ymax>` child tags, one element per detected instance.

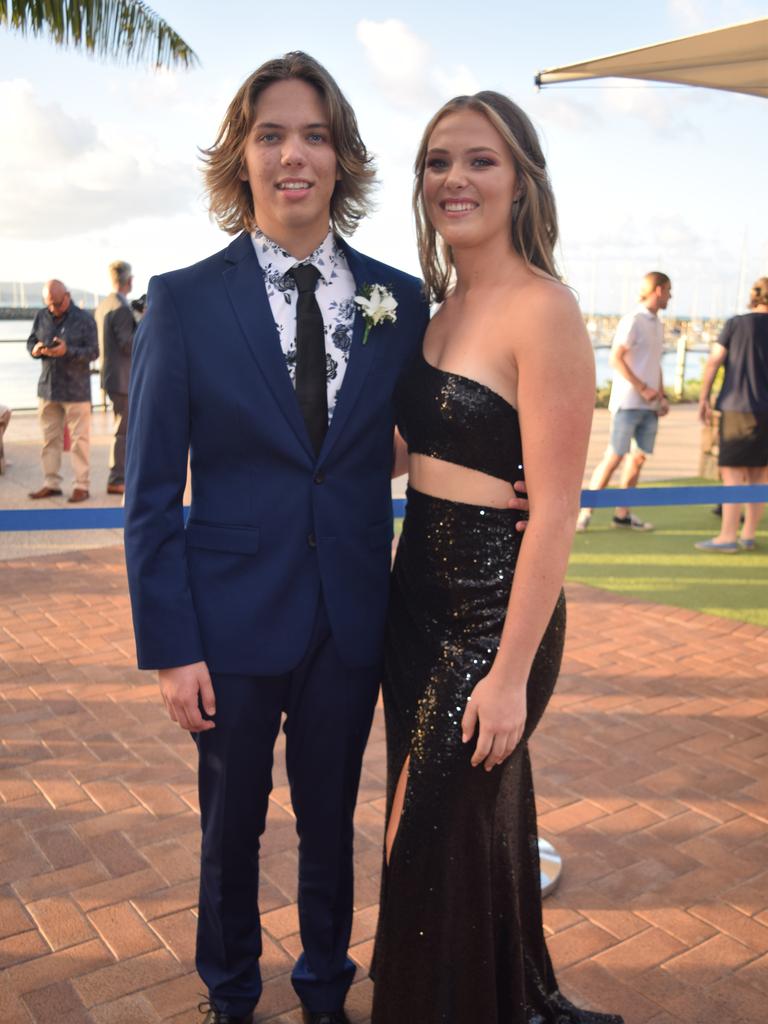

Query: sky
<box><xmin>0</xmin><ymin>0</ymin><xmax>765</xmax><ymax>316</ymax></box>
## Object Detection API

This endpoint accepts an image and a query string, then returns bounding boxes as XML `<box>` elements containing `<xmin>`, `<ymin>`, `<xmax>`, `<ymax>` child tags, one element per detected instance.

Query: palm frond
<box><xmin>1</xmin><ymin>0</ymin><xmax>199</xmax><ymax>70</ymax></box>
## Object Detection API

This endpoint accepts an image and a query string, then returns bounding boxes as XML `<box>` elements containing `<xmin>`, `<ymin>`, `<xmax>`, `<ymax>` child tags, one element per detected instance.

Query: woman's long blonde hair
<box><xmin>414</xmin><ymin>91</ymin><xmax>560</xmax><ymax>303</ymax></box>
<box><xmin>201</xmin><ymin>51</ymin><xmax>376</xmax><ymax>237</ymax></box>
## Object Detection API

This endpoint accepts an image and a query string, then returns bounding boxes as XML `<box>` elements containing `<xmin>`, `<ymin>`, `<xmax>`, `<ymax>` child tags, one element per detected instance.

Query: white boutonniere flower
<box><xmin>354</xmin><ymin>284</ymin><xmax>398</xmax><ymax>345</ymax></box>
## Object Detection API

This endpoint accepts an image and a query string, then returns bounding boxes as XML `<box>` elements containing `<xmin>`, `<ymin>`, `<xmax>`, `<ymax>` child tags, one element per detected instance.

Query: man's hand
<box><xmin>158</xmin><ymin>661</ymin><xmax>216</xmax><ymax>732</ymax></box>
<box><xmin>658</xmin><ymin>396</ymin><xmax>670</xmax><ymax>417</ymax></box>
<box><xmin>508</xmin><ymin>479</ymin><xmax>530</xmax><ymax>532</ymax></box>
<box><xmin>31</xmin><ymin>341</ymin><xmax>46</xmax><ymax>357</ymax></box>
<box><xmin>47</xmin><ymin>337</ymin><xmax>68</xmax><ymax>357</ymax></box>
<box><xmin>639</xmin><ymin>384</ymin><xmax>659</xmax><ymax>403</ymax></box>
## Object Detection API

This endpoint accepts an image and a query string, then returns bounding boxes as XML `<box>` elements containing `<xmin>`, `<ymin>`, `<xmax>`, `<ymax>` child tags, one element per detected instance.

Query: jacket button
<box><xmin>307</xmin><ymin>532</ymin><xmax>317</xmax><ymax>548</ymax></box>
<box><xmin>314</xmin><ymin>471</ymin><xmax>325</xmax><ymax>484</ymax></box>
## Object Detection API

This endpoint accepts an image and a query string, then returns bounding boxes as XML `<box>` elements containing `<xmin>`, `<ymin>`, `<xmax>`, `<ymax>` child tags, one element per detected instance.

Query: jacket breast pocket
<box><xmin>185</xmin><ymin>521</ymin><xmax>260</xmax><ymax>555</ymax></box>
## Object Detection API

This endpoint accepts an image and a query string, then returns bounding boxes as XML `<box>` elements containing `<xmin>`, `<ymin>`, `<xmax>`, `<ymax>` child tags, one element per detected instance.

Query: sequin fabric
<box><xmin>394</xmin><ymin>351</ymin><xmax>524</xmax><ymax>484</ymax></box>
<box><xmin>372</xmin><ymin>360</ymin><xmax>624</xmax><ymax>1023</ymax></box>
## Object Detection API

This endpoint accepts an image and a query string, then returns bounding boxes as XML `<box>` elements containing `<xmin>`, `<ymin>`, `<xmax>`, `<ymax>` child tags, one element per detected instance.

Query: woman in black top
<box><xmin>697</xmin><ymin>276</ymin><xmax>768</xmax><ymax>552</ymax></box>
<box><xmin>371</xmin><ymin>90</ymin><xmax>623</xmax><ymax>1024</ymax></box>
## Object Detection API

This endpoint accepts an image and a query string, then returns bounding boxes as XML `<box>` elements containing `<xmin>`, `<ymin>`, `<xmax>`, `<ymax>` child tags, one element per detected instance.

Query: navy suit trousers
<box><xmin>194</xmin><ymin>601</ymin><xmax>381</xmax><ymax>1016</ymax></box>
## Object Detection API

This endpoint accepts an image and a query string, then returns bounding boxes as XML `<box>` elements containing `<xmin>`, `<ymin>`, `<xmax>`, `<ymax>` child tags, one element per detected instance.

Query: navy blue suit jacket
<box><xmin>124</xmin><ymin>231</ymin><xmax>428</xmax><ymax>674</ymax></box>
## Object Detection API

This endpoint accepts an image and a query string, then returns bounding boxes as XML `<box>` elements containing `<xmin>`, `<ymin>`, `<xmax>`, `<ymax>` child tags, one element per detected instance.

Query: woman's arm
<box><xmin>392</xmin><ymin>427</ymin><xmax>409</xmax><ymax>479</ymax></box>
<box><xmin>698</xmin><ymin>343</ymin><xmax>727</xmax><ymax>424</ymax></box>
<box><xmin>462</xmin><ymin>283</ymin><xmax>594</xmax><ymax>769</ymax></box>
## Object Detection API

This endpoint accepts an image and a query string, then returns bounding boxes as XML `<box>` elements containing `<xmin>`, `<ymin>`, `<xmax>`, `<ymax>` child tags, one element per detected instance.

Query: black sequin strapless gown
<box><xmin>371</xmin><ymin>353</ymin><xmax>623</xmax><ymax>1024</ymax></box>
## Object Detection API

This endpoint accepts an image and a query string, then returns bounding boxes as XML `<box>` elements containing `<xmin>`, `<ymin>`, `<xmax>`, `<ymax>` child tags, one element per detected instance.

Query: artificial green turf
<box><xmin>567</xmin><ymin>478</ymin><xmax>768</xmax><ymax>627</ymax></box>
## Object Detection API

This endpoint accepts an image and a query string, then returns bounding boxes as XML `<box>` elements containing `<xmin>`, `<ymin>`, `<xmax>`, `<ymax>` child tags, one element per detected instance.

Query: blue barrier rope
<box><xmin>580</xmin><ymin>484</ymin><xmax>768</xmax><ymax>509</ymax></box>
<box><xmin>1</xmin><ymin>485</ymin><xmax>767</xmax><ymax>532</ymax></box>
<box><xmin>0</xmin><ymin>507</ymin><xmax>127</xmax><ymax>532</ymax></box>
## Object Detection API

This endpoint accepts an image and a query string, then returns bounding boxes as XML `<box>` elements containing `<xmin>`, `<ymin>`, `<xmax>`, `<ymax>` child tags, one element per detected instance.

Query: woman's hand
<box><xmin>461</xmin><ymin>669</ymin><xmax>527</xmax><ymax>771</ymax></box>
<box><xmin>508</xmin><ymin>479</ymin><xmax>529</xmax><ymax>533</ymax></box>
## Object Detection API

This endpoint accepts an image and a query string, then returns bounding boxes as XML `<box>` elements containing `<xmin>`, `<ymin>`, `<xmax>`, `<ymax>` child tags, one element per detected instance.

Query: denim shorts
<box><xmin>610</xmin><ymin>408</ymin><xmax>658</xmax><ymax>456</ymax></box>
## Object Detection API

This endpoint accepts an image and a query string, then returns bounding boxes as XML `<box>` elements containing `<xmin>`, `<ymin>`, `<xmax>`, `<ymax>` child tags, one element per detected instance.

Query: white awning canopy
<box><xmin>535</xmin><ymin>19</ymin><xmax>768</xmax><ymax>99</ymax></box>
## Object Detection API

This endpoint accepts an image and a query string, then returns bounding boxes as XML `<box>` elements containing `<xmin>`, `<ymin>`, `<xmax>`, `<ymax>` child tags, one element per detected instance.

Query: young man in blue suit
<box><xmin>124</xmin><ymin>53</ymin><xmax>429</xmax><ymax>1024</ymax></box>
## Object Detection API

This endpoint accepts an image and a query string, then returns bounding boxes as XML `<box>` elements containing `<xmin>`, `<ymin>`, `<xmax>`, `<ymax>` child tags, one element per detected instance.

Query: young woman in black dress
<box><xmin>697</xmin><ymin>275</ymin><xmax>768</xmax><ymax>552</ymax></box>
<box><xmin>371</xmin><ymin>92</ymin><xmax>624</xmax><ymax>1024</ymax></box>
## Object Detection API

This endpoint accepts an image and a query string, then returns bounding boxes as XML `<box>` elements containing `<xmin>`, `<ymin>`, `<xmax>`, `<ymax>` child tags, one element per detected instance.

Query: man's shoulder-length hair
<box><xmin>201</xmin><ymin>51</ymin><xmax>376</xmax><ymax>238</ymax></box>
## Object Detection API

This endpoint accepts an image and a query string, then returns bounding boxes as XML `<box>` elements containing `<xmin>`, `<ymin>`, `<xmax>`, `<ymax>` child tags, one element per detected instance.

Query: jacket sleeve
<box><xmin>64</xmin><ymin>312</ymin><xmax>99</xmax><ymax>364</ymax></box>
<box><xmin>112</xmin><ymin>303</ymin><xmax>135</xmax><ymax>356</ymax></box>
<box><xmin>26</xmin><ymin>312</ymin><xmax>42</xmax><ymax>354</ymax></box>
<box><xmin>123</xmin><ymin>274</ymin><xmax>205</xmax><ymax>670</ymax></box>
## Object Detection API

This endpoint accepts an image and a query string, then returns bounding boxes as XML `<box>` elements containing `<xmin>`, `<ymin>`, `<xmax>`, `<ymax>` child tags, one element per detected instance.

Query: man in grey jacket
<box><xmin>95</xmin><ymin>260</ymin><xmax>135</xmax><ymax>494</ymax></box>
<box><xmin>27</xmin><ymin>280</ymin><xmax>98</xmax><ymax>502</ymax></box>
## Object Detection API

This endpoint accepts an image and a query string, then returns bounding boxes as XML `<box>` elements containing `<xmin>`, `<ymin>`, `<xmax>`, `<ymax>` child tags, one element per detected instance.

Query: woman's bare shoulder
<box><xmin>518</xmin><ymin>273</ymin><xmax>581</xmax><ymax>317</ymax></box>
<box><xmin>502</xmin><ymin>274</ymin><xmax>587</xmax><ymax>355</ymax></box>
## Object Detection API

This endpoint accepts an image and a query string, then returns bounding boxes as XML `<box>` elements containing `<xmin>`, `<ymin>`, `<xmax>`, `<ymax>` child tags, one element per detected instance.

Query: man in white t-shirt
<box><xmin>577</xmin><ymin>271</ymin><xmax>671</xmax><ymax>531</ymax></box>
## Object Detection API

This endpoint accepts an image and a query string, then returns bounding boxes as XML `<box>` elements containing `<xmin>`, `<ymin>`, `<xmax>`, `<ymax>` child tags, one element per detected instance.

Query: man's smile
<box><xmin>276</xmin><ymin>179</ymin><xmax>313</xmax><ymax>192</ymax></box>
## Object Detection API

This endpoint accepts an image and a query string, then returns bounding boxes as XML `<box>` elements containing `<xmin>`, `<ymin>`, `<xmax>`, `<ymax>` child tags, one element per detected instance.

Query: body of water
<box><xmin>0</xmin><ymin>319</ymin><xmax>708</xmax><ymax>410</ymax></box>
<box><xmin>1</xmin><ymin>323</ymin><xmax>103</xmax><ymax>409</ymax></box>
<box><xmin>603</xmin><ymin>348</ymin><xmax>709</xmax><ymax>391</ymax></box>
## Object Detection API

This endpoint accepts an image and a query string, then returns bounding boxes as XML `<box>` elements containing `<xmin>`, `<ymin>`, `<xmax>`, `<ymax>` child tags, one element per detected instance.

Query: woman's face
<box><xmin>422</xmin><ymin>108</ymin><xmax>519</xmax><ymax>251</ymax></box>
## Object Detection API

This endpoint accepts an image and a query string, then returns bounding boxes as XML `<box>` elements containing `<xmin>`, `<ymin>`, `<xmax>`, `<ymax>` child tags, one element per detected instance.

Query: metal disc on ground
<box><xmin>539</xmin><ymin>837</ymin><xmax>563</xmax><ymax>897</ymax></box>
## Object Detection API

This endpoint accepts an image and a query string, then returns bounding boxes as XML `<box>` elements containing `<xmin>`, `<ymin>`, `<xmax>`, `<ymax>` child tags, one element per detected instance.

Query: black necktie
<box><xmin>289</xmin><ymin>264</ymin><xmax>327</xmax><ymax>455</ymax></box>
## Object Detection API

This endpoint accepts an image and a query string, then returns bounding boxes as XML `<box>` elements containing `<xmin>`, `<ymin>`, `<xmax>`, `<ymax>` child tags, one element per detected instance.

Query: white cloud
<box><xmin>2</xmin><ymin>78</ymin><xmax>97</xmax><ymax>158</ymax></box>
<box><xmin>598</xmin><ymin>80</ymin><xmax>702</xmax><ymax>139</ymax></box>
<box><xmin>432</xmin><ymin>64</ymin><xmax>480</xmax><ymax>99</ymax></box>
<box><xmin>0</xmin><ymin>79</ymin><xmax>197</xmax><ymax>240</ymax></box>
<box><xmin>667</xmin><ymin>0</ymin><xmax>766</xmax><ymax>31</ymax></box>
<box><xmin>125</xmin><ymin>67</ymin><xmax>182</xmax><ymax>107</ymax></box>
<box><xmin>119</xmin><ymin>67</ymin><xmax>239</xmax><ymax>134</ymax></box>
<box><xmin>533</xmin><ymin>93</ymin><xmax>604</xmax><ymax>133</ymax></box>
<box><xmin>356</xmin><ymin>19</ymin><xmax>479</xmax><ymax>111</ymax></box>
<box><xmin>602</xmin><ymin>80</ymin><xmax>669</xmax><ymax>126</ymax></box>
<box><xmin>667</xmin><ymin>0</ymin><xmax>707</xmax><ymax>30</ymax></box>
<box><xmin>562</xmin><ymin>212</ymin><xmax>739</xmax><ymax>272</ymax></box>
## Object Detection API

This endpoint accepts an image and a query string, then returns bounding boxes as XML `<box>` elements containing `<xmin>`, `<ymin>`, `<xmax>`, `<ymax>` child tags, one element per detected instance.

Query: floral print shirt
<box><xmin>251</xmin><ymin>228</ymin><xmax>357</xmax><ymax>421</ymax></box>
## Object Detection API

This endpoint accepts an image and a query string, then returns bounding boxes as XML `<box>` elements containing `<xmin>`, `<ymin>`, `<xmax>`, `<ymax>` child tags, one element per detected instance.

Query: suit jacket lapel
<box><xmin>319</xmin><ymin>240</ymin><xmax>377</xmax><ymax>462</ymax></box>
<box><xmin>222</xmin><ymin>232</ymin><xmax>314</xmax><ymax>460</ymax></box>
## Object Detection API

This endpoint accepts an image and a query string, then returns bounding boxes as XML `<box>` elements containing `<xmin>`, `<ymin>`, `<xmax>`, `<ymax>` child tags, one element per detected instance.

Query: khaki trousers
<box><xmin>39</xmin><ymin>399</ymin><xmax>91</xmax><ymax>489</ymax></box>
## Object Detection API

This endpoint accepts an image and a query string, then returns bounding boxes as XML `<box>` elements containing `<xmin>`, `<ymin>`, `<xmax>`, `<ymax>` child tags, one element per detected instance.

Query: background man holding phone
<box><xmin>27</xmin><ymin>278</ymin><xmax>99</xmax><ymax>502</ymax></box>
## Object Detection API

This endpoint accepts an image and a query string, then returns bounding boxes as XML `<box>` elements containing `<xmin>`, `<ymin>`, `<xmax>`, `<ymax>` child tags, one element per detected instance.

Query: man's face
<box><xmin>43</xmin><ymin>284</ymin><xmax>71</xmax><ymax>317</ymax></box>
<box><xmin>240</xmin><ymin>78</ymin><xmax>339</xmax><ymax>254</ymax></box>
<box><xmin>656</xmin><ymin>282</ymin><xmax>672</xmax><ymax>310</ymax></box>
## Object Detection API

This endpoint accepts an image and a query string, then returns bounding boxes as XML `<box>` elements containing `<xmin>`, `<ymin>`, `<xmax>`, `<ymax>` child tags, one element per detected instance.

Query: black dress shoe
<box><xmin>301</xmin><ymin>1010</ymin><xmax>350</xmax><ymax>1024</ymax></box>
<box><xmin>198</xmin><ymin>1001</ymin><xmax>253</xmax><ymax>1024</ymax></box>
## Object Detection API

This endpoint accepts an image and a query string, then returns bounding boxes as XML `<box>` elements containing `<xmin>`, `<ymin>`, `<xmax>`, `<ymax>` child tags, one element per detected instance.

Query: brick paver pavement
<box><xmin>1</xmin><ymin>546</ymin><xmax>767</xmax><ymax>1023</ymax></box>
